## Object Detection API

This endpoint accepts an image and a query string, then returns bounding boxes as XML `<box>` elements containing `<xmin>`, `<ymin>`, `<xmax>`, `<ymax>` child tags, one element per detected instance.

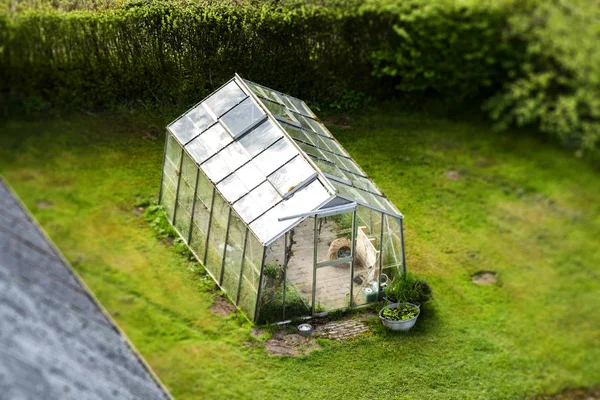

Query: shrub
<box><xmin>385</xmin><ymin>271</ymin><xmax>432</xmax><ymax>305</ymax></box>
<box><xmin>485</xmin><ymin>0</ymin><xmax>600</xmax><ymax>155</ymax></box>
<box><xmin>362</xmin><ymin>0</ymin><xmax>520</xmax><ymax>101</ymax></box>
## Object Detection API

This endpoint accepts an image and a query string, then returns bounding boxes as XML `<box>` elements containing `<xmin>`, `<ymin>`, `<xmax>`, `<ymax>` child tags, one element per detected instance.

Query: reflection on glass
<box><xmin>205</xmin><ymin>81</ymin><xmax>246</xmax><ymax>117</ymax></box>
<box><xmin>268</xmin><ymin>156</ymin><xmax>315</xmax><ymax>196</ymax></box>
<box><xmin>238</xmin><ymin>119</ymin><xmax>282</xmax><ymax>157</ymax></box>
<box><xmin>185</xmin><ymin>123</ymin><xmax>232</xmax><ymax>163</ymax></box>
<box><xmin>201</xmin><ymin>142</ymin><xmax>249</xmax><ymax>182</ymax></box>
<box><xmin>233</xmin><ymin>181</ymin><xmax>281</xmax><ymax>222</ymax></box>
<box><xmin>221</xmin><ymin>97</ymin><xmax>265</xmax><ymax>138</ymax></box>
<box><xmin>216</xmin><ymin>162</ymin><xmax>265</xmax><ymax>203</ymax></box>
<box><xmin>187</xmin><ymin>103</ymin><xmax>215</xmax><ymax>134</ymax></box>
<box><xmin>253</xmin><ymin>139</ymin><xmax>298</xmax><ymax>176</ymax></box>
<box><xmin>169</xmin><ymin>115</ymin><xmax>199</xmax><ymax>144</ymax></box>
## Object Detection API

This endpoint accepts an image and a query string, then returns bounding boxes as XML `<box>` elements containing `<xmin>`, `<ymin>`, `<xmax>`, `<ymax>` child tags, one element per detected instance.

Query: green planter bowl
<box><xmin>379</xmin><ymin>303</ymin><xmax>420</xmax><ymax>331</ymax></box>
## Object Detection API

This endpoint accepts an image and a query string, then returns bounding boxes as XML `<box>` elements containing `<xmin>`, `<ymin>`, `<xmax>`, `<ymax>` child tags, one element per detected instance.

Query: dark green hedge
<box><xmin>1</xmin><ymin>1</ymin><xmax>596</xmax><ymax>153</ymax></box>
<box><xmin>0</xmin><ymin>1</ymin><xmax>515</xmax><ymax>108</ymax></box>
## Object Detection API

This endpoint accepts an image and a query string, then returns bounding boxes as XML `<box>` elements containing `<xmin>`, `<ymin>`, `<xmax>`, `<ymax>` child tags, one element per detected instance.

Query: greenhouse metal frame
<box><xmin>159</xmin><ymin>74</ymin><xmax>406</xmax><ymax>323</ymax></box>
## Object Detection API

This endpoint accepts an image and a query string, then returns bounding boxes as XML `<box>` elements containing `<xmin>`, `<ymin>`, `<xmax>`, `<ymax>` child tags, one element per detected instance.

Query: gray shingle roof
<box><xmin>0</xmin><ymin>179</ymin><xmax>171</xmax><ymax>400</ymax></box>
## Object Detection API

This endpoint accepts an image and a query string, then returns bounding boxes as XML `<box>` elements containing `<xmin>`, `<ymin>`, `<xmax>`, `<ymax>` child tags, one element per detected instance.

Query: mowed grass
<box><xmin>0</xmin><ymin>106</ymin><xmax>598</xmax><ymax>399</ymax></box>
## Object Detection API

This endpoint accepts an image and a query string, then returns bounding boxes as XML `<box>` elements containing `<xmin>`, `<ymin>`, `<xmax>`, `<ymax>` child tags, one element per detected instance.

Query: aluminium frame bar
<box><xmin>315</xmin><ymin>256</ymin><xmax>353</xmax><ymax>269</ymax></box>
<box><xmin>399</xmin><ymin>217</ymin><xmax>407</xmax><ymax>275</ymax></box>
<box><xmin>187</xmin><ymin>169</ymin><xmax>201</xmax><ymax>244</ymax></box>
<box><xmin>203</xmin><ymin>187</ymin><xmax>217</xmax><ymax>266</ymax></box>
<box><xmin>349</xmin><ymin>209</ymin><xmax>357</xmax><ymax>308</ymax></box>
<box><xmin>253</xmin><ymin>247</ymin><xmax>268</xmax><ymax>323</ymax></box>
<box><xmin>171</xmin><ymin>147</ymin><xmax>185</xmax><ymax>225</ymax></box>
<box><xmin>336</xmin><ymin>194</ymin><xmax>403</xmax><ymax>219</ymax></box>
<box><xmin>235</xmin><ymin>227</ymin><xmax>250</xmax><ymax>305</ymax></box>
<box><xmin>278</xmin><ymin>202</ymin><xmax>357</xmax><ymax>221</ymax></box>
<box><xmin>219</xmin><ymin>207</ymin><xmax>233</xmax><ymax>285</ymax></box>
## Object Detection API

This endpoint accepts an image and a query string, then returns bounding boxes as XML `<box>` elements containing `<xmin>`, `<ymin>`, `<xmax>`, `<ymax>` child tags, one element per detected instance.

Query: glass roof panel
<box><xmin>185</xmin><ymin>123</ymin><xmax>232</xmax><ymax>164</ymax></box>
<box><xmin>261</xmin><ymin>98</ymin><xmax>298</xmax><ymax>125</ymax></box>
<box><xmin>169</xmin><ymin>115</ymin><xmax>201</xmax><ymax>144</ymax></box>
<box><xmin>301</xmin><ymin>115</ymin><xmax>333</xmax><ymax>138</ymax></box>
<box><xmin>233</xmin><ymin>161</ymin><xmax>265</xmax><ymax>190</ymax></box>
<box><xmin>238</xmin><ymin>119</ymin><xmax>282</xmax><ymax>157</ymax></box>
<box><xmin>267</xmin><ymin>156</ymin><xmax>315</xmax><ymax>196</ymax></box>
<box><xmin>220</xmin><ymin>97</ymin><xmax>265</xmax><ymax>138</ymax></box>
<box><xmin>295</xmin><ymin>141</ymin><xmax>327</xmax><ymax>160</ymax></box>
<box><xmin>233</xmin><ymin>181</ymin><xmax>281</xmax><ymax>222</ymax></box>
<box><xmin>217</xmin><ymin>162</ymin><xmax>264</xmax><ymax>203</ymax></box>
<box><xmin>205</xmin><ymin>80</ymin><xmax>246</xmax><ymax>117</ymax></box>
<box><xmin>201</xmin><ymin>142</ymin><xmax>250</xmax><ymax>182</ymax></box>
<box><xmin>331</xmin><ymin>180</ymin><xmax>399</xmax><ymax>215</ymax></box>
<box><xmin>281</xmin><ymin>123</ymin><xmax>314</xmax><ymax>146</ymax></box>
<box><xmin>187</xmin><ymin>103</ymin><xmax>215</xmax><ymax>134</ymax></box>
<box><xmin>250</xmin><ymin>179</ymin><xmax>330</xmax><ymax>244</ymax></box>
<box><xmin>308</xmin><ymin>156</ymin><xmax>350</xmax><ymax>182</ymax></box>
<box><xmin>285</xmin><ymin>96</ymin><xmax>315</xmax><ymax>118</ymax></box>
<box><xmin>252</xmin><ymin>138</ymin><xmax>298</xmax><ymax>176</ymax></box>
<box><xmin>216</xmin><ymin>174</ymin><xmax>247</xmax><ymax>203</ymax></box>
<box><xmin>332</xmin><ymin>153</ymin><xmax>365</xmax><ymax>176</ymax></box>
<box><xmin>279</xmin><ymin>95</ymin><xmax>299</xmax><ymax>113</ymax></box>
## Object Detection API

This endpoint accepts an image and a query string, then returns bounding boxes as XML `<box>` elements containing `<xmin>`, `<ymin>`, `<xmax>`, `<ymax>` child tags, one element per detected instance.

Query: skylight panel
<box><xmin>201</xmin><ymin>142</ymin><xmax>250</xmax><ymax>182</ymax></box>
<box><xmin>204</xmin><ymin>80</ymin><xmax>246</xmax><ymax>117</ymax></box>
<box><xmin>185</xmin><ymin>123</ymin><xmax>232</xmax><ymax>164</ymax></box>
<box><xmin>252</xmin><ymin>139</ymin><xmax>298</xmax><ymax>176</ymax></box>
<box><xmin>233</xmin><ymin>181</ymin><xmax>281</xmax><ymax>222</ymax></box>
<box><xmin>267</xmin><ymin>155</ymin><xmax>316</xmax><ymax>196</ymax></box>
<box><xmin>220</xmin><ymin>97</ymin><xmax>266</xmax><ymax>138</ymax></box>
<box><xmin>238</xmin><ymin>119</ymin><xmax>282</xmax><ymax>157</ymax></box>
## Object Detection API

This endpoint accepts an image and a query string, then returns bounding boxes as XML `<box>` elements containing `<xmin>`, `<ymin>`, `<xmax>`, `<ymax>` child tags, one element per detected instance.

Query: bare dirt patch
<box><xmin>209</xmin><ymin>296</ymin><xmax>236</xmax><ymax>317</ymax></box>
<box><xmin>444</xmin><ymin>170</ymin><xmax>461</xmax><ymax>180</ymax></box>
<box><xmin>471</xmin><ymin>271</ymin><xmax>497</xmax><ymax>285</ymax></box>
<box><xmin>265</xmin><ymin>333</ymin><xmax>320</xmax><ymax>357</ymax></box>
<box><xmin>132</xmin><ymin>206</ymin><xmax>145</xmax><ymax>215</ymax></box>
<box><xmin>141</xmin><ymin>126</ymin><xmax>160</xmax><ymax>140</ymax></box>
<box><xmin>36</xmin><ymin>200</ymin><xmax>53</xmax><ymax>209</ymax></box>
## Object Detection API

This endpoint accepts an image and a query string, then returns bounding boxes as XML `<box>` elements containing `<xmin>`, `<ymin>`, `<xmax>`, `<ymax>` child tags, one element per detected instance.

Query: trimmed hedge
<box><xmin>0</xmin><ymin>1</ymin><xmax>516</xmax><ymax>108</ymax></box>
<box><xmin>1</xmin><ymin>0</ymin><xmax>597</xmax><ymax>153</ymax></box>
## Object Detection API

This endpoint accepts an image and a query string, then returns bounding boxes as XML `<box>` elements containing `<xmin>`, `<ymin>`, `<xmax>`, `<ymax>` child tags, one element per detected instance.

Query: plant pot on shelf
<box><xmin>379</xmin><ymin>302</ymin><xmax>420</xmax><ymax>331</ymax></box>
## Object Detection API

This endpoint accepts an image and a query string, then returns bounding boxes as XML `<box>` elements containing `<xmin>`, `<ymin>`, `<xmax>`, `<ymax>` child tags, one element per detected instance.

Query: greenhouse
<box><xmin>159</xmin><ymin>74</ymin><xmax>405</xmax><ymax>323</ymax></box>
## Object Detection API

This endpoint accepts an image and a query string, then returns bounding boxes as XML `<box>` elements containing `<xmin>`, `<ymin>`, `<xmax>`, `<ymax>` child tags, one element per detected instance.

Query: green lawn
<box><xmin>0</xmin><ymin>106</ymin><xmax>598</xmax><ymax>399</ymax></box>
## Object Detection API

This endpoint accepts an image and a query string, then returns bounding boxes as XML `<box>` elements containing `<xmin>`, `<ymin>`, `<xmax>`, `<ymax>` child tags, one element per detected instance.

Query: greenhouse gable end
<box><xmin>160</xmin><ymin>74</ymin><xmax>406</xmax><ymax>323</ymax></box>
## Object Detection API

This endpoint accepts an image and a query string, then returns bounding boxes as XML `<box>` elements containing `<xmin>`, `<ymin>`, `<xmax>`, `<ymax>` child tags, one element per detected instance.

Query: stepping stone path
<box><xmin>314</xmin><ymin>319</ymin><xmax>370</xmax><ymax>340</ymax></box>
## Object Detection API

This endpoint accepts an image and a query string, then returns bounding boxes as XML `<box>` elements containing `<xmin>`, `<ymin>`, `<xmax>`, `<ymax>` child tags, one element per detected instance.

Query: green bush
<box><xmin>484</xmin><ymin>0</ymin><xmax>600</xmax><ymax>155</ymax></box>
<box><xmin>362</xmin><ymin>0</ymin><xmax>520</xmax><ymax>101</ymax></box>
<box><xmin>385</xmin><ymin>271</ymin><xmax>432</xmax><ymax>305</ymax></box>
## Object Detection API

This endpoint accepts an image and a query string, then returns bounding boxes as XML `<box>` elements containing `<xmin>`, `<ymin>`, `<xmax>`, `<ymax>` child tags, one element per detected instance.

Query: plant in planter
<box><xmin>379</xmin><ymin>302</ymin><xmax>420</xmax><ymax>331</ymax></box>
<box><xmin>384</xmin><ymin>272</ymin><xmax>432</xmax><ymax>305</ymax></box>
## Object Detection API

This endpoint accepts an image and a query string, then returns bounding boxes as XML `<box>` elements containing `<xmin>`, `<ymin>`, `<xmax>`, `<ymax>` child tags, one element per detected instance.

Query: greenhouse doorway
<box><xmin>311</xmin><ymin>207</ymin><xmax>355</xmax><ymax>314</ymax></box>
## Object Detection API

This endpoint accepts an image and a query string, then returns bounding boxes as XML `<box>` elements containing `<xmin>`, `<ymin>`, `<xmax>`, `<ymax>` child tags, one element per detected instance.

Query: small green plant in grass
<box><xmin>381</xmin><ymin>303</ymin><xmax>419</xmax><ymax>321</ymax></box>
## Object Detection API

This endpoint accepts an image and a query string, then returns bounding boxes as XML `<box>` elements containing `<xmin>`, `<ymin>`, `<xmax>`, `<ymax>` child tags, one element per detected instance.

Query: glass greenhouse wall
<box><xmin>160</xmin><ymin>74</ymin><xmax>405</xmax><ymax>323</ymax></box>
